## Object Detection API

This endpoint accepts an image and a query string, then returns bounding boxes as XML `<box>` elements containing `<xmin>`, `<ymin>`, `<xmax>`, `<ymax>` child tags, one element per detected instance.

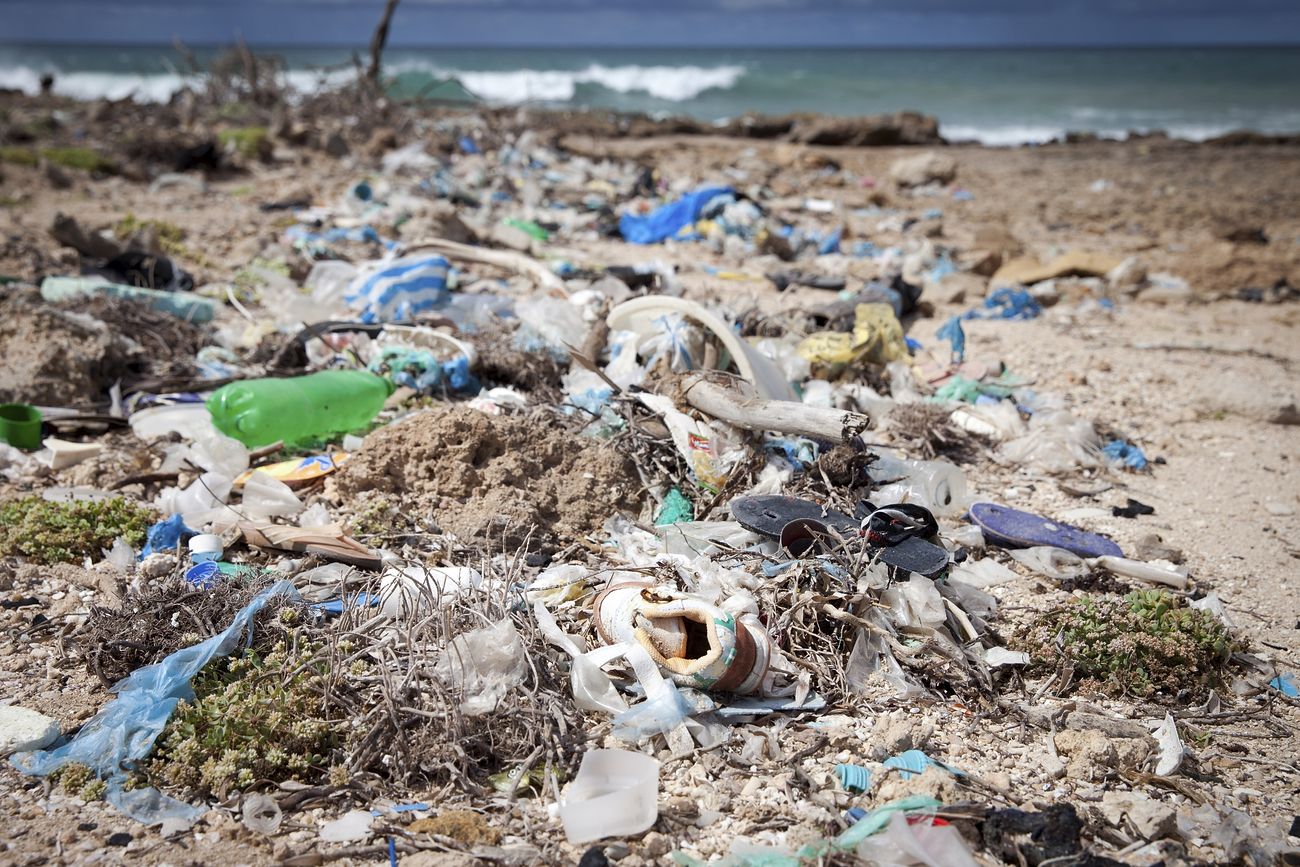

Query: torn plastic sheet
<box><xmin>637</xmin><ymin>392</ymin><xmax>736</xmax><ymax>492</ymax></box>
<box><xmin>845</xmin><ymin>611</ymin><xmax>926</xmax><ymax>699</ymax></box>
<box><xmin>852</xmin><ymin>810</ymin><xmax>979</xmax><ymax>867</ymax></box>
<box><xmin>11</xmin><ymin>580</ymin><xmax>300</xmax><ymax>825</ymax></box>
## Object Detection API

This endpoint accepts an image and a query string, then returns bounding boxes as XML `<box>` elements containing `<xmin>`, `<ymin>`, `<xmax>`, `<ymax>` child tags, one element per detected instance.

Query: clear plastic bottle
<box><xmin>206</xmin><ymin>371</ymin><xmax>393</xmax><ymax>447</ymax></box>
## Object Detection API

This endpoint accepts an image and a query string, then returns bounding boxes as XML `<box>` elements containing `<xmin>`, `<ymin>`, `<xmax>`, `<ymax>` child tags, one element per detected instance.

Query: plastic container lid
<box><xmin>188</xmin><ymin>534</ymin><xmax>224</xmax><ymax>562</ymax></box>
<box><xmin>184</xmin><ymin>561</ymin><xmax>220</xmax><ymax>589</ymax></box>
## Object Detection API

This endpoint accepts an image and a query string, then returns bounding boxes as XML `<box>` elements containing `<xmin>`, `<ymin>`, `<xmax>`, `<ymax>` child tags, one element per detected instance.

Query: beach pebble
<box><xmin>0</xmin><ymin>705</ymin><xmax>60</xmax><ymax>755</ymax></box>
<box><xmin>890</xmin><ymin>151</ymin><xmax>957</xmax><ymax>188</ymax></box>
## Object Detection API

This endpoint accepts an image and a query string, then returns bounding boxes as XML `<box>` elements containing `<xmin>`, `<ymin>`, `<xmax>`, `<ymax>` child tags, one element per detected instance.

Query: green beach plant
<box><xmin>1023</xmin><ymin>589</ymin><xmax>1238</xmax><ymax>697</ymax></box>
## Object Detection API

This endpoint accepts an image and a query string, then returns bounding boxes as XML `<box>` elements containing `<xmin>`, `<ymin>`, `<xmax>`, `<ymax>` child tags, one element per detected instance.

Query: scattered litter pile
<box><xmin>0</xmin><ymin>78</ymin><xmax>1298</xmax><ymax>867</ymax></box>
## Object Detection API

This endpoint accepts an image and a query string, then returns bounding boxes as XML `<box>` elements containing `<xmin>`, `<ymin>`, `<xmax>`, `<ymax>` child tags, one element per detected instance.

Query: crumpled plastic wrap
<box><xmin>998</xmin><ymin>409</ymin><xmax>1102</xmax><ymax>473</ymax></box>
<box><xmin>433</xmin><ymin>619</ymin><xmax>527</xmax><ymax>716</ymax></box>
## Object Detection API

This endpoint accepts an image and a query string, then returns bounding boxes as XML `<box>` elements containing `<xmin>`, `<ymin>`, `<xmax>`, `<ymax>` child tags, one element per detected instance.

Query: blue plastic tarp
<box><xmin>619</xmin><ymin>186</ymin><xmax>733</xmax><ymax>245</ymax></box>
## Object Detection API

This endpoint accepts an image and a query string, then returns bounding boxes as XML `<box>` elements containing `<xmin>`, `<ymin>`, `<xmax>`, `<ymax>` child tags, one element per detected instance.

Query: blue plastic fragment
<box><xmin>936</xmin><ymin>315</ymin><xmax>966</xmax><ymax>362</ymax></box>
<box><xmin>818</xmin><ymin>227</ymin><xmax>842</xmax><ymax>255</ymax></box>
<box><xmin>311</xmin><ymin>594</ymin><xmax>381</xmax><ymax>616</ymax></box>
<box><xmin>924</xmin><ymin>253</ymin><xmax>954</xmax><ymax>281</ymax></box>
<box><xmin>883</xmin><ymin>749</ymin><xmax>963</xmax><ymax>780</ymax></box>
<box><xmin>845</xmin><ymin>806</ymin><xmax>868</xmax><ymax>823</ymax></box>
<box><xmin>904</xmin><ymin>336</ymin><xmax>922</xmax><ymax>353</ymax></box>
<box><xmin>835</xmin><ymin>763</ymin><xmax>872</xmax><ymax>793</ymax></box>
<box><xmin>11</xmin><ymin>581</ymin><xmax>301</xmax><ymax>825</ymax></box>
<box><xmin>1271</xmin><ymin>674</ymin><xmax>1298</xmax><ymax>698</ymax></box>
<box><xmin>458</xmin><ymin>136</ymin><xmax>479</xmax><ymax>154</ymax></box>
<box><xmin>388</xmin><ymin>836</ymin><xmax>398</xmax><ymax>867</ymax></box>
<box><xmin>964</xmin><ymin>287</ymin><xmax>1041</xmax><ymax>321</ymax></box>
<box><xmin>1101</xmin><ymin>439</ymin><xmax>1149</xmax><ymax>471</ymax></box>
<box><xmin>140</xmin><ymin>514</ymin><xmax>196</xmax><ymax>560</ymax></box>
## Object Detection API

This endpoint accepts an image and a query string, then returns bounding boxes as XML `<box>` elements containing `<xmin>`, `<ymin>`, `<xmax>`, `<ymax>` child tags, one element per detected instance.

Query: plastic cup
<box><xmin>188</xmin><ymin>534</ymin><xmax>225</xmax><ymax>563</ymax></box>
<box><xmin>0</xmin><ymin>404</ymin><xmax>43</xmax><ymax>450</ymax></box>
<box><xmin>560</xmin><ymin>749</ymin><xmax>659</xmax><ymax>844</ymax></box>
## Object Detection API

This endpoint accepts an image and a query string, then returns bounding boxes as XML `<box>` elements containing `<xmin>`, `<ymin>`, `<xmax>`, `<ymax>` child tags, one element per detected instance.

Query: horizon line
<box><xmin>4</xmin><ymin>40</ymin><xmax>1300</xmax><ymax>51</ymax></box>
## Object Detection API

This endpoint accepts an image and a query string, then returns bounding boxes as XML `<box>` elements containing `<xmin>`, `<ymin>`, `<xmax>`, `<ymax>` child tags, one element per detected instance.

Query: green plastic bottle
<box><xmin>207</xmin><ymin>370</ymin><xmax>394</xmax><ymax>448</ymax></box>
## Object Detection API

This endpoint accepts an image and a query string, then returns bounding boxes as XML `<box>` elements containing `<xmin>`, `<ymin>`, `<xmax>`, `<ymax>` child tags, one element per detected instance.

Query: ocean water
<box><xmin>2</xmin><ymin>44</ymin><xmax>1299</xmax><ymax>145</ymax></box>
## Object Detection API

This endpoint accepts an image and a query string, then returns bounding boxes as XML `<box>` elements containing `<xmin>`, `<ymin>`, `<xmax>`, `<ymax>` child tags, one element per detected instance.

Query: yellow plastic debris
<box><xmin>797</xmin><ymin>303</ymin><xmax>907</xmax><ymax>367</ymax></box>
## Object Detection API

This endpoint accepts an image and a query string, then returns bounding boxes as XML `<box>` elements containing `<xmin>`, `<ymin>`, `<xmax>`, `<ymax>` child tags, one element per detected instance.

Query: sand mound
<box><xmin>332</xmin><ymin>405</ymin><xmax>642</xmax><ymax>546</ymax></box>
<box><xmin>0</xmin><ymin>290</ymin><xmax>205</xmax><ymax>406</ymax></box>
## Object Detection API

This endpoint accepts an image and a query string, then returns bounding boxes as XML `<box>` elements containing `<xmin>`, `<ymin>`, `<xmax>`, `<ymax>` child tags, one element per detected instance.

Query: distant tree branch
<box><xmin>367</xmin><ymin>0</ymin><xmax>402</xmax><ymax>86</ymax></box>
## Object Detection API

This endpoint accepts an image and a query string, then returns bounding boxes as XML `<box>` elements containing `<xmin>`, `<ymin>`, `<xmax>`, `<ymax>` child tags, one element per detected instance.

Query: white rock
<box><xmin>1100</xmin><ymin>791</ymin><xmax>1177</xmax><ymax>839</ymax></box>
<box><xmin>889</xmin><ymin>152</ymin><xmax>957</xmax><ymax>188</ymax></box>
<box><xmin>0</xmin><ymin>705</ymin><xmax>60</xmax><ymax>755</ymax></box>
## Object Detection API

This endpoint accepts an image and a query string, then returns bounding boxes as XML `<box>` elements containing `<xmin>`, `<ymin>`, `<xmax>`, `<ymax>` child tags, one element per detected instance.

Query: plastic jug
<box><xmin>207</xmin><ymin>371</ymin><xmax>393</xmax><ymax>448</ymax></box>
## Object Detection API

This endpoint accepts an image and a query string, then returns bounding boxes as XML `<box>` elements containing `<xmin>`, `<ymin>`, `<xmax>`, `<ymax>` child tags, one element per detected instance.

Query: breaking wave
<box><xmin>0</xmin><ymin>60</ymin><xmax>745</xmax><ymax>105</ymax></box>
<box><xmin>0</xmin><ymin>64</ymin><xmax>357</xmax><ymax>103</ymax></box>
<box><xmin>438</xmin><ymin>63</ymin><xmax>747</xmax><ymax>103</ymax></box>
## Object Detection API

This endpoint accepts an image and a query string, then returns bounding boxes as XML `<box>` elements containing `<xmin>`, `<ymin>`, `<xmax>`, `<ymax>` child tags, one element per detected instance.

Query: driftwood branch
<box><xmin>678</xmin><ymin>373</ymin><xmax>870</xmax><ymax>443</ymax></box>
<box><xmin>367</xmin><ymin>0</ymin><xmax>402</xmax><ymax>85</ymax></box>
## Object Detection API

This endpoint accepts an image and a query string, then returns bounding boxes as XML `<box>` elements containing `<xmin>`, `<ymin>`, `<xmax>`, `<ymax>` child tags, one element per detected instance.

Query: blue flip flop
<box><xmin>968</xmin><ymin>501</ymin><xmax>1122</xmax><ymax>559</ymax></box>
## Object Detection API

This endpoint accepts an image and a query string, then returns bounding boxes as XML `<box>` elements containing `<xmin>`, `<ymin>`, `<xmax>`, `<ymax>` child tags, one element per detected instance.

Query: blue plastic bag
<box><xmin>139</xmin><ymin>514</ymin><xmax>196</xmax><ymax>560</ymax></box>
<box><xmin>936</xmin><ymin>316</ymin><xmax>966</xmax><ymax>362</ymax></box>
<box><xmin>11</xmin><ymin>581</ymin><xmax>301</xmax><ymax>825</ymax></box>
<box><xmin>345</xmin><ymin>254</ymin><xmax>452</xmax><ymax>323</ymax></box>
<box><xmin>1101</xmin><ymin>438</ymin><xmax>1149</xmax><ymax>471</ymax></box>
<box><xmin>619</xmin><ymin>186</ymin><xmax>733</xmax><ymax>244</ymax></box>
<box><xmin>963</xmin><ymin>288</ymin><xmax>1041</xmax><ymax>321</ymax></box>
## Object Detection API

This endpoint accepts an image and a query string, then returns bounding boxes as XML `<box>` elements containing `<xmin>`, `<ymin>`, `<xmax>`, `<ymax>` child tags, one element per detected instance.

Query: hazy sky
<box><xmin>5</xmin><ymin>0</ymin><xmax>1300</xmax><ymax>46</ymax></box>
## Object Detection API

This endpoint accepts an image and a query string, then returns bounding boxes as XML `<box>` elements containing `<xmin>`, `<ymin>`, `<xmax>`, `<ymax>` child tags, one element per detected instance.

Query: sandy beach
<box><xmin>1</xmin><ymin>86</ymin><xmax>1298</xmax><ymax>866</ymax></box>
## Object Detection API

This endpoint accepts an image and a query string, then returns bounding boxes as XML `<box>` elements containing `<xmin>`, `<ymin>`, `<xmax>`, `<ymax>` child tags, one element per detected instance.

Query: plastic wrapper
<box><xmin>10</xmin><ymin>581</ymin><xmax>300</xmax><ymax>825</ymax></box>
<box><xmin>240</xmin><ymin>470</ymin><xmax>304</xmax><ymax>519</ymax></box>
<box><xmin>432</xmin><ymin>619</ymin><xmax>527</xmax><ymax>716</ymax></box>
<box><xmin>1007</xmin><ymin>546</ymin><xmax>1088</xmax><ymax>580</ymax></box>
<box><xmin>526</xmin><ymin>565</ymin><xmax>591</xmax><ymax>605</ymax></box>
<box><xmin>998</xmin><ymin>408</ymin><xmax>1102</xmax><ymax>473</ymax></box>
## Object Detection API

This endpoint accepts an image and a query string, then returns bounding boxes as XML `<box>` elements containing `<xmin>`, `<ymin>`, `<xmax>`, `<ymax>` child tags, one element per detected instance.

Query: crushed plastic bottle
<box><xmin>206</xmin><ymin>371</ymin><xmax>394</xmax><ymax>448</ymax></box>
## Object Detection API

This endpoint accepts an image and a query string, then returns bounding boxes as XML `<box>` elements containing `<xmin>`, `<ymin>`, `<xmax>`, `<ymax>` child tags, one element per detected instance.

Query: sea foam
<box><xmin>445</xmin><ymin>64</ymin><xmax>746</xmax><ymax>103</ymax></box>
